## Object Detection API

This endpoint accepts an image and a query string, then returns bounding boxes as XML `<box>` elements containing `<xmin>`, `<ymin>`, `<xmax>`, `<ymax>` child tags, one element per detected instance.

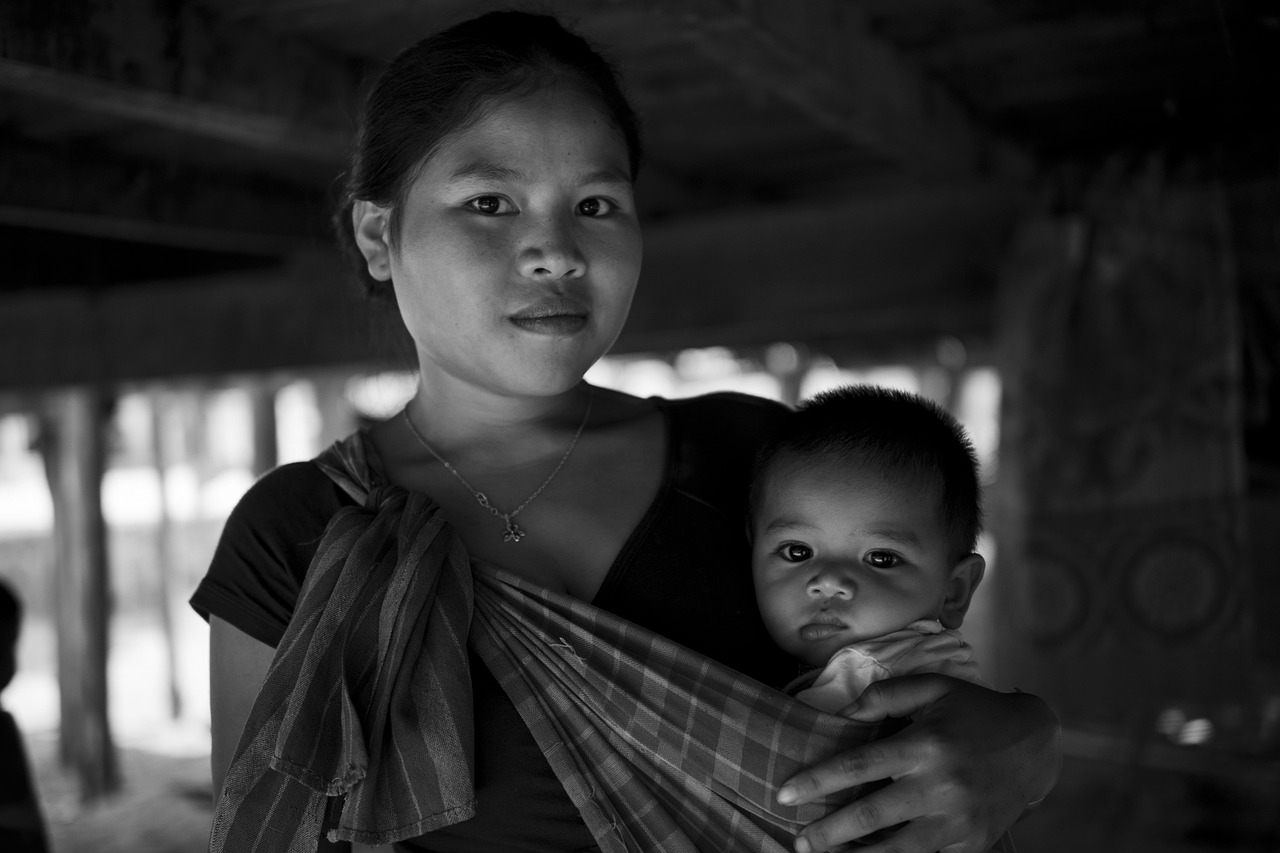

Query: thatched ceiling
<box><xmin>1</xmin><ymin>0</ymin><xmax>1275</xmax><ymax>386</ymax></box>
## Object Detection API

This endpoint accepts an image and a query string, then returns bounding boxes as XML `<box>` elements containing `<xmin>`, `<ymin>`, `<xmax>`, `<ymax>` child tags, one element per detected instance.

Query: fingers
<box><xmin>777</xmin><ymin>738</ymin><xmax>913</xmax><ymax>806</ymax></box>
<box><xmin>793</xmin><ymin>784</ymin><xmax>954</xmax><ymax>853</ymax></box>
<box><xmin>842</xmin><ymin>673</ymin><xmax>967</xmax><ymax>722</ymax></box>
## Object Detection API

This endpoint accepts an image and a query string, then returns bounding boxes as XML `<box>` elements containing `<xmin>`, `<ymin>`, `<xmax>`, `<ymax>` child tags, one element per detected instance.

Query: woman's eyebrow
<box><xmin>578</xmin><ymin>167</ymin><xmax>633</xmax><ymax>187</ymax></box>
<box><xmin>448</xmin><ymin>161</ymin><xmax>525</xmax><ymax>183</ymax></box>
<box><xmin>447</xmin><ymin>161</ymin><xmax>632</xmax><ymax>188</ymax></box>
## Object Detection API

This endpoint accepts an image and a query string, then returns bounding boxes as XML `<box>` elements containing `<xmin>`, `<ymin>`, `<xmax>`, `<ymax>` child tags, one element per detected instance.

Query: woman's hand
<box><xmin>777</xmin><ymin>675</ymin><xmax>1061</xmax><ymax>853</ymax></box>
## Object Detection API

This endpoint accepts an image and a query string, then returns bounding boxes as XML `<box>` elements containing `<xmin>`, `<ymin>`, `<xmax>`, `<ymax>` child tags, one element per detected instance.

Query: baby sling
<box><xmin>209</xmin><ymin>431</ymin><xmax>1002</xmax><ymax>852</ymax></box>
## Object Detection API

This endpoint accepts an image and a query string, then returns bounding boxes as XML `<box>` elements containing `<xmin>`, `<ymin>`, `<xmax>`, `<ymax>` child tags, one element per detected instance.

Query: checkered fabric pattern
<box><xmin>209</xmin><ymin>432</ymin><xmax>990</xmax><ymax>853</ymax></box>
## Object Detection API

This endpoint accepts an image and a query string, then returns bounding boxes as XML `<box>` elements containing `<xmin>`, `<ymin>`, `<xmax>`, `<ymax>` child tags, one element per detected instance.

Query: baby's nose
<box><xmin>807</xmin><ymin>567</ymin><xmax>853</xmax><ymax>599</ymax></box>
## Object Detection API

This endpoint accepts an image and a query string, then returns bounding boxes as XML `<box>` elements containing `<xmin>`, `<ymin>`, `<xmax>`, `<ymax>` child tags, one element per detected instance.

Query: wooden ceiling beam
<box><xmin>631</xmin><ymin>0</ymin><xmax>1030</xmax><ymax>179</ymax></box>
<box><xmin>0</xmin><ymin>184</ymin><xmax>1026</xmax><ymax>388</ymax></box>
<box><xmin>620</xmin><ymin>181</ymin><xmax>1025</xmax><ymax>352</ymax></box>
<box><xmin>0</xmin><ymin>142</ymin><xmax>327</xmax><ymax>256</ymax></box>
<box><xmin>0</xmin><ymin>253</ymin><xmax>399</xmax><ymax>391</ymax></box>
<box><xmin>0</xmin><ymin>0</ymin><xmax>359</xmax><ymax>167</ymax></box>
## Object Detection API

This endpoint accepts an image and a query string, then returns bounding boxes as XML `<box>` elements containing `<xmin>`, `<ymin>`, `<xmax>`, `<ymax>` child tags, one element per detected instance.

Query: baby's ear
<box><xmin>939</xmin><ymin>553</ymin><xmax>986</xmax><ymax>629</ymax></box>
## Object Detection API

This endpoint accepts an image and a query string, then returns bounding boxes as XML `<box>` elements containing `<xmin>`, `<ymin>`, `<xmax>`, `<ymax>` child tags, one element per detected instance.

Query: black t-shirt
<box><xmin>191</xmin><ymin>392</ymin><xmax>794</xmax><ymax>852</ymax></box>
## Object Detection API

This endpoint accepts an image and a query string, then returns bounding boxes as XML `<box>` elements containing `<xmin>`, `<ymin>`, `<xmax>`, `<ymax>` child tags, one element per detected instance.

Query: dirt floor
<box><xmin>18</xmin><ymin>727</ymin><xmax>1280</xmax><ymax>853</ymax></box>
<box><xmin>25</xmin><ymin>730</ymin><xmax>212</xmax><ymax>853</ymax></box>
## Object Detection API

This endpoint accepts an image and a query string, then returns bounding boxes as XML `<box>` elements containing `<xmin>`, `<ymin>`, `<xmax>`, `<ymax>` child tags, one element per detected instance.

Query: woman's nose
<box><xmin>519</xmin><ymin>215</ymin><xmax>585</xmax><ymax>281</ymax></box>
<box><xmin>807</xmin><ymin>565</ymin><xmax>854</xmax><ymax>600</ymax></box>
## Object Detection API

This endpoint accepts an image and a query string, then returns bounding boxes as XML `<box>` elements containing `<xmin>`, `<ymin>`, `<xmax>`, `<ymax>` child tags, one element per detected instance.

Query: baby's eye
<box><xmin>778</xmin><ymin>543</ymin><xmax>813</xmax><ymax>563</ymax></box>
<box><xmin>576</xmin><ymin>197</ymin><xmax>615</xmax><ymax>216</ymax></box>
<box><xmin>865</xmin><ymin>551</ymin><xmax>902</xmax><ymax>569</ymax></box>
<box><xmin>467</xmin><ymin>196</ymin><xmax>512</xmax><ymax>215</ymax></box>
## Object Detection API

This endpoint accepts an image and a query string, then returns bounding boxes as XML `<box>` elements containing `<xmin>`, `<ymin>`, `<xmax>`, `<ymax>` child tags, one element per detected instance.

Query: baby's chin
<box><xmin>789</xmin><ymin>636</ymin><xmax>856</xmax><ymax>669</ymax></box>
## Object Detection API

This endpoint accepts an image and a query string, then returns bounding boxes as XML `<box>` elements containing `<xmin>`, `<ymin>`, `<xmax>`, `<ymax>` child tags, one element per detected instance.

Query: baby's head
<box><xmin>749</xmin><ymin>385</ymin><xmax>985</xmax><ymax>667</ymax></box>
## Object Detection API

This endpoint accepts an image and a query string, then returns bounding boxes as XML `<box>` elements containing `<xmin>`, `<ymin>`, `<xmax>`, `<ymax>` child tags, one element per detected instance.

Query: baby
<box><xmin>750</xmin><ymin>385</ymin><xmax>988</xmax><ymax>713</ymax></box>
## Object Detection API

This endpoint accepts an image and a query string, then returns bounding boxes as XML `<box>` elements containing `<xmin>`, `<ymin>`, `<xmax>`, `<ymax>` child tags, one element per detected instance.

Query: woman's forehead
<box><xmin>422</xmin><ymin>84</ymin><xmax>632</xmax><ymax>179</ymax></box>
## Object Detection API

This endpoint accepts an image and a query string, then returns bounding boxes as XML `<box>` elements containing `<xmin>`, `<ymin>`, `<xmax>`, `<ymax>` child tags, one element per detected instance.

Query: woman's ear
<box><xmin>939</xmin><ymin>553</ymin><xmax>986</xmax><ymax>630</ymax></box>
<box><xmin>352</xmin><ymin>200</ymin><xmax>393</xmax><ymax>281</ymax></box>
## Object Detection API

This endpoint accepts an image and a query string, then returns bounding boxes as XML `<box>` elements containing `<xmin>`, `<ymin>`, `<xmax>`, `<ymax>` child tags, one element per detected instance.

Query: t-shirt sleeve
<box><xmin>189</xmin><ymin>461</ymin><xmax>352</xmax><ymax>649</ymax></box>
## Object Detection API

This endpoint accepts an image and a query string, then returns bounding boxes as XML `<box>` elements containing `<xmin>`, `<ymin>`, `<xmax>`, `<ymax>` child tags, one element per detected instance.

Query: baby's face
<box><xmin>750</xmin><ymin>453</ymin><xmax>958</xmax><ymax>668</ymax></box>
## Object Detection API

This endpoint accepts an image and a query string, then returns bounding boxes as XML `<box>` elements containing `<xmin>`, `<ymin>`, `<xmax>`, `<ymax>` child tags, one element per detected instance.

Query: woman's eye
<box><xmin>779</xmin><ymin>543</ymin><xmax>813</xmax><ymax>563</ymax></box>
<box><xmin>467</xmin><ymin>196</ymin><xmax>510</xmax><ymax>215</ymax></box>
<box><xmin>866</xmin><ymin>551</ymin><xmax>901</xmax><ymax>569</ymax></box>
<box><xmin>576</xmin><ymin>197</ymin><xmax>614</xmax><ymax>216</ymax></box>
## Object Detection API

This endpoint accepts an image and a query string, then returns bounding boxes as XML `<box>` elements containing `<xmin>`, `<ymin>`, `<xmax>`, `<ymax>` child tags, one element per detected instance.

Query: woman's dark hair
<box><xmin>750</xmin><ymin>385</ymin><xmax>984</xmax><ymax>561</ymax></box>
<box><xmin>334</xmin><ymin>10</ymin><xmax>644</xmax><ymax>299</ymax></box>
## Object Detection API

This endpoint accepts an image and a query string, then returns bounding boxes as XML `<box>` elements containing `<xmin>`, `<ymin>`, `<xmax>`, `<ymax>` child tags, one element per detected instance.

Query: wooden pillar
<box><xmin>764</xmin><ymin>343</ymin><xmax>810</xmax><ymax>407</ymax></box>
<box><xmin>149</xmin><ymin>389</ymin><xmax>182</xmax><ymax>720</ymax></box>
<box><xmin>249</xmin><ymin>378</ymin><xmax>279</xmax><ymax>476</ymax></box>
<box><xmin>42</xmin><ymin>387</ymin><xmax>119</xmax><ymax>800</ymax></box>
<box><xmin>993</xmin><ymin>166</ymin><xmax>1250</xmax><ymax>731</ymax></box>
<box><xmin>314</xmin><ymin>372</ymin><xmax>357</xmax><ymax>449</ymax></box>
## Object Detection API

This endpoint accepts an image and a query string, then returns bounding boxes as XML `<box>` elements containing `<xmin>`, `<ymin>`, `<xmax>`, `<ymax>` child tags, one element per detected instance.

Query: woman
<box><xmin>192</xmin><ymin>11</ymin><xmax>1059</xmax><ymax>853</ymax></box>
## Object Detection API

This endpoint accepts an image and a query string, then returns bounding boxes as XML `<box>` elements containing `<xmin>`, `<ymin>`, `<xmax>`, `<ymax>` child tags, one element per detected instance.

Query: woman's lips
<box><xmin>510</xmin><ymin>299</ymin><xmax>589</xmax><ymax>335</ymax></box>
<box><xmin>510</xmin><ymin>314</ymin><xmax>588</xmax><ymax>335</ymax></box>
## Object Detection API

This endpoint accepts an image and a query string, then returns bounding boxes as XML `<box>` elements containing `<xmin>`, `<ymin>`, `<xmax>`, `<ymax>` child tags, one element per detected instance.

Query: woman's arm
<box><xmin>777</xmin><ymin>675</ymin><xmax>1061</xmax><ymax>853</ymax></box>
<box><xmin>209</xmin><ymin>616</ymin><xmax>275</xmax><ymax>797</ymax></box>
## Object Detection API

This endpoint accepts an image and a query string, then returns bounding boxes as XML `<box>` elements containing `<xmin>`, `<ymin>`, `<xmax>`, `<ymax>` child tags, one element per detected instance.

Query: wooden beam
<box><xmin>618</xmin><ymin>181</ymin><xmax>1027</xmax><ymax>352</ymax></box>
<box><xmin>0</xmin><ymin>254</ymin><xmax>410</xmax><ymax>390</ymax></box>
<box><xmin>0</xmin><ymin>185</ymin><xmax>1024</xmax><ymax>388</ymax></box>
<box><xmin>631</xmin><ymin>0</ymin><xmax>1029</xmax><ymax>178</ymax></box>
<box><xmin>0</xmin><ymin>59</ymin><xmax>349</xmax><ymax>168</ymax></box>
<box><xmin>0</xmin><ymin>141</ymin><xmax>326</xmax><ymax>255</ymax></box>
<box><xmin>0</xmin><ymin>0</ymin><xmax>359</xmax><ymax>166</ymax></box>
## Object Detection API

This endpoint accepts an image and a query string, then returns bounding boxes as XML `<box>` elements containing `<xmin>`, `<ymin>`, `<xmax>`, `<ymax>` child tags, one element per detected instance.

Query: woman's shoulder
<box><xmin>663</xmin><ymin>390</ymin><xmax>790</xmax><ymax>416</ymax></box>
<box><xmin>233</xmin><ymin>459</ymin><xmax>349</xmax><ymax>515</ymax></box>
<box><xmin>660</xmin><ymin>391</ymin><xmax>790</xmax><ymax>446</ymax></box>
<box><xmin>191</xmin><ymin>458</ymin><xmax>357</xmax><ymax>646</ymax></box>
<box><xmin>221</xmin><ymin>458</ymin><xmax>359</xmax><ymax>556</ymax></box>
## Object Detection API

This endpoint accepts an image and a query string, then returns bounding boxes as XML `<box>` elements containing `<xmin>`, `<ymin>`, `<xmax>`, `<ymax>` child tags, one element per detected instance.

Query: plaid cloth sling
<box><xmin>209</xmin><ymin>432</ymin><xmax>936</xmax><ymax>852</ymax></box>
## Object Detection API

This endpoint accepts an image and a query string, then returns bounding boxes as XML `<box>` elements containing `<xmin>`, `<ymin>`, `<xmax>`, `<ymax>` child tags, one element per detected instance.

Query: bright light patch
<box><xmin>1176</xmin><ymin>718</ymin><xmax>1214</xmax><ymax>746</ymax></box>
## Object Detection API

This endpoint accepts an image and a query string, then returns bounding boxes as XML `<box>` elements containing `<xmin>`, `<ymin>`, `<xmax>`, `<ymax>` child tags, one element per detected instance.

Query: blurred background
<box><xmin>0</xmin><ymin>1</ymin><xmax>1277</xmax><ymax>851</ymax></box>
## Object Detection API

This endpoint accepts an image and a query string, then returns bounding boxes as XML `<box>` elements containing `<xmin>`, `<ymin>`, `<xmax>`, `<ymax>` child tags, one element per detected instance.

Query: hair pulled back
<box><xmin>335</xmin><ymin>10</ymin><xmax>643</xmax><ymax>298</ymax></box>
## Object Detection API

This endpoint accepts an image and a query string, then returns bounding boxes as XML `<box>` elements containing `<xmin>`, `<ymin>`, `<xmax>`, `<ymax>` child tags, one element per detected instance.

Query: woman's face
<box><xmin>376</xmin><ymin>83</ymin><xmax>642</xmax><ymax>398</ymax></box>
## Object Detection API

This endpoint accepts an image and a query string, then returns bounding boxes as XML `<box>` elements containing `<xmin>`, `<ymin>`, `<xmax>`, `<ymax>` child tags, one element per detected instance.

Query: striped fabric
<box><xmin>209</xmin><ymin>432</ymin><xmax>979</xmax><ymax>852</ymax></box>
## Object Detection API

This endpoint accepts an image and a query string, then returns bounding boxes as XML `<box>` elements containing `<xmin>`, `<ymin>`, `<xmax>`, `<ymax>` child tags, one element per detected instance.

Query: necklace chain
<box><xmin>400</xmin><ymin>390</ymin><xmax>594</xmax><ymax>543</ymax></box>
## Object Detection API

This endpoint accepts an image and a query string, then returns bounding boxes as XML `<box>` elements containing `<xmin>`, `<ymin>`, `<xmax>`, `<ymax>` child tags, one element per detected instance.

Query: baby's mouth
<box><xmin>799</xmin><ymin>612</ymin><xmax>847</xmax><ymax>642</ymax></box>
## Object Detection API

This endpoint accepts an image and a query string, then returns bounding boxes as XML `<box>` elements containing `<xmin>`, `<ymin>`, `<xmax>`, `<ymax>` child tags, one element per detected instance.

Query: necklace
<box><xmin>400</xmin><ymin>390</ymin><xmax>594</xmax><ymax>543</ymax></box>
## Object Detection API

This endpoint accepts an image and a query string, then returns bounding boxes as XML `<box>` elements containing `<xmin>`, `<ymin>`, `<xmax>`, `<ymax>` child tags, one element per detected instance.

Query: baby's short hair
<box><xmin>751</xmin><ymin>385</ymin><xmax>983</xmax><ymax>559</ymax></box>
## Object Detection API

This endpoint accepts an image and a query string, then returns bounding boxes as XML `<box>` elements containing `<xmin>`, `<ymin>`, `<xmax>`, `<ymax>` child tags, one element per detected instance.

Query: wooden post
<box><xmin>314</xmin><ymin>372</ymin><xmax>358</xmax><ymax>451</ymax></box>
<box><xmin>764</xmin><ymin>343</ymin><xmax>810</xmax><ymax>407</ymax></box>
<box><xmin>149</xmin><ymin>389</ymin><xmax>182</xmax><ymax>720</ymax></box>
<box><xmin>42</xmin><ymin>387</ymin><xmax>119</xmax><ymax>800</ymax></box>
<box><xmin>249</xmin><ymin>378</ymin><xmax>279</xmax><ymax>477</ymax></box>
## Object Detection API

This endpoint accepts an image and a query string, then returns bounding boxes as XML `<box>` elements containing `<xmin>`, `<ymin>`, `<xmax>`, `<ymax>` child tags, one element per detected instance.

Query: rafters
<box><xmin>0</xmin><ymin>0</ymin><xmax>360</xmax><ymax>168</ymax></box>
<box><xmin>0</xmin><ymin>141</ymin><xmax>326</xmax><ymax>255</ymax></box>
<box><xmin>630</xmin><ymin>0</ymin><xmax>1030</xmax><ymax>178</ymax></box>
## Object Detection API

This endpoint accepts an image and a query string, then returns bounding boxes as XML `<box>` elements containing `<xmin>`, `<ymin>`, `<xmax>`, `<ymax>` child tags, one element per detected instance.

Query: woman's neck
<box><xmin>398</xmin><ymin>378</ymin><xmax>595</xmax><ymax>469</ymax></box>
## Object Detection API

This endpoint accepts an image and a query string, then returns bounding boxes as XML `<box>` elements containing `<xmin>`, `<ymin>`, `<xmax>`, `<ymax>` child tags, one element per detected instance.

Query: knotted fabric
<box><xmin>210</xmin><ymin>432</ymin><xmax>888</xmax><ymax>852</ymax></box>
